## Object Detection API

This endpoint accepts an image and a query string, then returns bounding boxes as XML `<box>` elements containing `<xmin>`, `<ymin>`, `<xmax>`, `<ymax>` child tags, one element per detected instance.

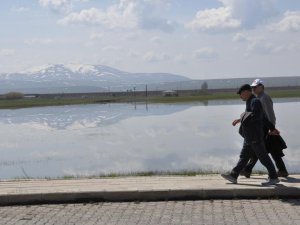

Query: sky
<box><xmin>1</xmin><ymin>0</ymin><xmax>300</xmax><ymax>79</ymax></box>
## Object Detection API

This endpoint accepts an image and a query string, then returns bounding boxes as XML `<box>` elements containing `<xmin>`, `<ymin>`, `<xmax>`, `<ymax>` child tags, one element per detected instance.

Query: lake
<box><xmin>0</xmin><ymin>98</ymin><xmax>299</xmax><ymax>179</ymax></box>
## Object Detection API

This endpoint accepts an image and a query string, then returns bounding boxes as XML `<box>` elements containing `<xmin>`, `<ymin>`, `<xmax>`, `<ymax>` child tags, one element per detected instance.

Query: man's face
<box><xmin>252</xmin><ymin>85</ymin><xmax>264</xmax><ymax>96</ymax></box>
<box><xmin>239</xmin><ymin>90</ymin><xmax>251</xmax><ymax>101</ymax></box>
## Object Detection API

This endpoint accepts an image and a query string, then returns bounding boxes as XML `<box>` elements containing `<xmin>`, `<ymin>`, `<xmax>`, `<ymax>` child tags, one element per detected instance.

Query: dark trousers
<box><xmin>243</xmin><ymin>151</ymin><xmax>287</xmax><ymax>173</ymax></box>
<box><xmin>231</xmin><ymin>141</ymin><xmax>278</xmax><ymax>179</ymax></box>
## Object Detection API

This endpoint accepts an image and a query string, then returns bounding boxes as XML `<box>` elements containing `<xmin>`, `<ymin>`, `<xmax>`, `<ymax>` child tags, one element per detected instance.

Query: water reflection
<box><xmin>0</xmin><ymin>103</ymin><xmax>195</xmax><ymax>130</ymax></box>
<box><xmin>0</xmin><ymin>99</ymin><xmax>299</xmax><ymax>179</ymax></box>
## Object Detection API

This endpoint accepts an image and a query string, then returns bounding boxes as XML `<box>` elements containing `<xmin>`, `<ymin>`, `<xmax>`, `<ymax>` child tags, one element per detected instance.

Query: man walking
<box><xmin>221</xmin><ymin>84</ymin><xmax>280</xmax><ymax>185</ymax></box>
<box><xmin>241</xmin><ymin>79</ymin><xmax>288</xmax><ymax>178</ymax></box>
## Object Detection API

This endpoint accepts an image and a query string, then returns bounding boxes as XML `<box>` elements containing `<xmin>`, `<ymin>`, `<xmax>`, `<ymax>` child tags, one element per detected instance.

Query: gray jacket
<box><xmin>257</xmin><ymin>92</ymin><xmax>276</xmax><ymax>126</ymax></box>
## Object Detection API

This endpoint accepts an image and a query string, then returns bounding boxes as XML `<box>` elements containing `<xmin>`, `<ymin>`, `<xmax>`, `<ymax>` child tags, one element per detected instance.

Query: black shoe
<box><xmin>277</xmin><ymin>171</ymin><xmax>289</xmax><ymax>177</ymax></box>
<box><xmin>240</xmin><ymin>170</ymin><xmax>251</xmax><ymax>178</ymax></box>
<box><xmin>221</xmin><ymin>173</ymin><xmax>237</xmax><ymax>184</ymax></box>
<box><xmin>262</xmin><ymin>178</ymin><xmax>280</xmax><ymax>186</ymax></box>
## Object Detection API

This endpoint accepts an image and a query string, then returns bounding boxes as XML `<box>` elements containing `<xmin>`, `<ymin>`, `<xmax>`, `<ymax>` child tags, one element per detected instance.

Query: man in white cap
<box><xmin>221</xmin><ymin>84</ymin><xmax>280</xmax><ymax>186</ymax></box>
<box><xmin>240</xmin><ymin>79</ymin><xmax>289</xmax><ymax>178</ymax></box>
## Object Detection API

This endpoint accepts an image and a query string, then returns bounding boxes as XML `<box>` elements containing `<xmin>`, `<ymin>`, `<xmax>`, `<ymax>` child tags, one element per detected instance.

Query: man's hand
<box><xmin>270</xmin><ymin>128</ymin><xmax>280</xmax><ymax>135</ymax></box>
<box><xmin>232</xmin><ymin>119</ymin><xmax>241</xmax><ymax>126</ymax></box>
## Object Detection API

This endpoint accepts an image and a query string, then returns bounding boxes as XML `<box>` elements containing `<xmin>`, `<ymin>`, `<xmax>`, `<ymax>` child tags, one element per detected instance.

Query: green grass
<box><xmin>0</xmin><ymin>89</ymin><xmax>300</xmax><ymax>109</ymax></box>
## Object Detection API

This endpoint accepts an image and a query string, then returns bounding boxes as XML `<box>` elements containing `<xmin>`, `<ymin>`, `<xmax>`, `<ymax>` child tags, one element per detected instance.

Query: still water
<box><xmin>0</xmin><ymin>99</ymin><xmax>299</xmax><ymax>179</ymax></box>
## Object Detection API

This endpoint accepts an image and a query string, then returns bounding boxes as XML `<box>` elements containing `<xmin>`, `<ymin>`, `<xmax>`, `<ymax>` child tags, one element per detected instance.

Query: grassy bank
<box><xmin>0</xmin><ymin>89</ymin><xmax>300</xmax><ymax>109</ymax></box>
<box><xmin>12</xmin><ymin>170</ymin><xmax>271</xmax><ymax>180</ymax></box>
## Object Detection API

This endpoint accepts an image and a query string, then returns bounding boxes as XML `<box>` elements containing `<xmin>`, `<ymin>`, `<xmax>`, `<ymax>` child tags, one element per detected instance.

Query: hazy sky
<box><xmin>1</xmin><ymin>0</ymin><xmax>300</xmax><ymax>79</ymax></box>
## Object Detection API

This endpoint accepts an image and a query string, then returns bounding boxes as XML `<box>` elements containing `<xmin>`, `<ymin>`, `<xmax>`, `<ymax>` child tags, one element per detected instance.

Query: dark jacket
<box><xmin>266</xmin><ymin>135</ymin><xmax>287</xmax><ymax>157</ymax></box>
<box><xmin>239</xmin><ymin>95</ymin><xmax>275</xmax><ymax>144</ymax></box>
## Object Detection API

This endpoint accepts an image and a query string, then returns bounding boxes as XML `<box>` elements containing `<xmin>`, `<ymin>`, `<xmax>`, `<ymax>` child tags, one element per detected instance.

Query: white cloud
<box><xmin>150</xmin><ymin>36</ymin><xmax>162</xmax><ymax>44</ymax></box>
<box><xmin>220</xmin><ymin>0</ymin><xmax>278</xmax><ymax>28</ymax></box>
<box><xmin>232</xmin><ymin>33</ymin><xmax>249</xmax><ymax>42</ymax></box>
<box><xmin>39</xmin><ymin>0</ymin><xmax>88</xmax><ymax>13</ymax></box>
<box><xmin>24</xmin><ymin>38</ymin><xmax>54</xmax><ymax>45</ymax></box>
<box><xmin>187</xmin><ymin>7</ymin><xmax>241</xmax><ymax>31</ymax></box>
<box><xmin>187</xmin><ymin>0</ymin><xmax>278</xmax><ymax>32</ymax></box>
<box><xmin>247</xmin><ymin>41</ymin><xmax>284</xmax><ymax>55</ymax></box>
<box><xmin>127</xmin><ymin>50</ymin><xmax>141</xmax><ymax>58</ymax></box>
<box><xmin>233</xmin><ymin>33</ymin><xmax>285</xmax><ymax>56</ymax></box>
<box><xmin>102</xmin><ymin>46</ymin><xmax>122</xmax><ymax>51</ymax></box>
<box><xmin>143</xmin><ymin>51</ymin><xmax>170</xmax><ymax>62</ymax></box>
<box><xmin>272</xmin><ymin>11</ymin><xmax>300</xmax><ymax>32</ymax></box>
<box><xmin>58</xmin><ymin>7</ymin><xmax>137</xmax><ymax>28</ymax></box>
<box><xmin>89</xmin><ymin>32</ymin><xmax>103</xmax><ymax>40</ymax></box>
<box><xmin>11</xmin><ymin>7</ymin><xmax>30</xmax><ymax>13</ymax></box>
<box><xmin>58</xmin><ymin>0</ymin><xmax>176</xmax><ymax>32</ymax></box>
<box><xmin>0</xmin><ymin>49</ymin><xmax>15</xmax><ymax>57</ymax></box>
<box><xmin>174</xmin><ymin>55</ymin><xmax>188</xmax><ymax>64</ymax></box>
<box><xmin>193</xmin><ymin>48</ymin><xmax>218</xmax><ymax>60</ymax></box>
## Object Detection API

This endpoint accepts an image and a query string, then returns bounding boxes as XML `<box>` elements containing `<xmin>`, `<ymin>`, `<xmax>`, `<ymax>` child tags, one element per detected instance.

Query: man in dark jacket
<box><xmin>240</xmin><ymin>79</ymin><xmax>288</xmax><ymax>178</ymax></box>
<box><xmin>221</xmin><ymin>84</ymin><xmax>280</xmax><ymax>185</ymax></box>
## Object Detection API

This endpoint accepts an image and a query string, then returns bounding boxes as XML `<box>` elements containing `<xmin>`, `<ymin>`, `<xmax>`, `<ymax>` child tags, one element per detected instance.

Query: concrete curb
<box><xmin>1</xmin><ymin>187</ymin><xmax>300</xmax><ymax>206</ymax></box>
<box><xmin>1</xmin><ymin>175</ymin><xmax>299</xmax><ymax>205</ymax></box>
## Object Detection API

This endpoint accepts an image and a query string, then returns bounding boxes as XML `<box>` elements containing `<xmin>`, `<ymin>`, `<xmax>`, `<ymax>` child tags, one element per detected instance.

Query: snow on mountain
<box><xmin>0</xmin><ymin>64</ymin><xmax>190</xmax><ymax>94</ymax></box>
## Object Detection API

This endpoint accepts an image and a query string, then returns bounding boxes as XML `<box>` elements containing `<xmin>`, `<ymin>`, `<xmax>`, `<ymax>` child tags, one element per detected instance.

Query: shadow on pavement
<box><xmin>225</xmin><ymin>183</ymin><xmax>263</xmax><ymax>187</ymax></box>
<box><xmin>280</xmin><ymin>199</ymin><xmax>300</xmax><ymax>206</ymax></box>
<box><xmin>280</xmin><ymin>176</ymin><xmax>300</xmax><ymax>183</ymax></box>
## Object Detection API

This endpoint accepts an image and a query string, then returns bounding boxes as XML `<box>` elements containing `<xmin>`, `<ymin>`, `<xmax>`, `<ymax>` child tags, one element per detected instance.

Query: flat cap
<box><xmin>237</xmin><ymin>84</ymin><xmax>251</xmax><ymax>94</ymax></box>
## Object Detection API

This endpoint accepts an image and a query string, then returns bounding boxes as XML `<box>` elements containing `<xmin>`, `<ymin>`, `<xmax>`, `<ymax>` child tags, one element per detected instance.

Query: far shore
<box><xmin>0</xmin><ymin>88</ymin><xmax>300</xmax><ymax>109</ymax></box>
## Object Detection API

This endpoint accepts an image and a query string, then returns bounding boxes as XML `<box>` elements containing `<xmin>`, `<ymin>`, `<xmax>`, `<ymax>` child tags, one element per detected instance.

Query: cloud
<box><xmin>187</xmin><ymin>7</ymin><xmax>241</xmax><ymax>32</ymax></box>
<box><xmin>150</xmin><ymin>36</ymin><xmax>162</xmax><ymax>44</ymax></box>
<box><xmin>233</xmin><ymin>33</ymin><xmax>285</xmax><ymax>56</ymax></box>
<box><xmin>11</xmin><ymin>7</ymin><xmax>30</xmax><ymax>13</ymax></box>
<box><xmin>24</xmin><ymin>38</ymin><xmax>54</xmax><ymax>45</ymax></box>
<box><xmin>89</xmin><ymin>32</ymin><xmax>103</xmax><ymax>40</ymax></box>
<box><xmin>102</xmin><ymin>46</ymin><xmax>122</xmax><ymax>51</ymax></box>
<box><xmin>193</xmin><ymin>48</ymin><xmax>218</xmax><ymax>60</ymax></box>
<box><xmin>272</xmin><ymin>11</ymin><xmax>300</xmax><ymax>32</ymax></box>
<box><xmin>39</xmin><ymin>0</ymin><xmax>88</xmax><ymax>13</ymax></box>
<box><xmin>187</xmin><ymin>0</ymin><xmax>278</xmax><ymax>32</ymax></box>
<box><xmin>232</xmin><ymin>33</ymin><xmax>250</xmax><ymax>42</ymax></box>
<box><xmin>221</xmin><ymin>0</ymin><xmax>278</xmax><ymax>28</ymax></box>
<box><xmin>127</xmin><ymin>50</ymin><xmax>141</xmax><ymax>58</ymax></box>
<box><xmin>174</xmin><ymin>55</ymin><xmax>188</xmax><ymax>64</ymax></box>
<box><xmin>143</xmin><ymin>51</ymin><xmax>170</xmax><ymax>62</ymax></box>
<box><xmin>58</xmin><ymin>0</ymin><xmax>176</xmax><ymax>32</ymax></box>
<box><xmin>247</xmin><ymin>41</ymin><xmax>284</xmax><ymax>55</ymax></box>
<box><xmin>0</xmin><ymin>49</ymin><xmax>15</xmax><ymax>57</ymax></box>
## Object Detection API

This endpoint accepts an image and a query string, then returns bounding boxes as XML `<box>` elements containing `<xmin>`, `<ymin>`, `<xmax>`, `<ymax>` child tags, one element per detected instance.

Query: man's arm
<box><xmin>251</xmin><ymin>98</ymin><xmax>275</xmax><ymax>130</ymax></box>
<box><xmin>261</xmin><ymin>95</ymin><xmax>276</xmax><ymax>126</ymax></box>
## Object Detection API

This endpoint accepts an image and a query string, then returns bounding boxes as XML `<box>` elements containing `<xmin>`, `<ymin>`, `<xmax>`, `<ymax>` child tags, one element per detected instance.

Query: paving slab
<box><xmin>0</xmin><ymin>175</ymin><xmax>299</xmax><ymax>205</ymax></box>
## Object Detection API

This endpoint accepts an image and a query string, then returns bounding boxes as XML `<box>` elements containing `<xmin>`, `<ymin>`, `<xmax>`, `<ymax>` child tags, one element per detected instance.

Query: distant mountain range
<box><xmin>0</xmin><ymin>64</ymin><xmax>189</xmax><ymax>94</ymax></box>
<box><xmin>0</xmin><ymin>64</ymin><xmax>299</xmax><ymax>94</ymax></box>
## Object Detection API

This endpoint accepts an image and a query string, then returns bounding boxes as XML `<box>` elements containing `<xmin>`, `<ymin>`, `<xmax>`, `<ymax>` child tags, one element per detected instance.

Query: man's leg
<box><xmin>270</xmin><ymin>151</ymin><xmax>289</xmax><ymax>177</ymax></box>
<box><xmin>251</xmin><ymin>142</ymin><xmax>278</xmax><ymax>180</ymax></box>
<box><xmin>243</xmin><ymin>156</ymin><xmax>258</xmax><ymax>172</ymax></box>
<box><xmin>241</xmin><ymin>154</ymin><xmax>258</xmax><ymax>178</ymax></box>
<box><xmin>221</xmin><ymin>143</ymin><xmax>253</xmax><ymax>183</ymax></box>
<box><xmin>230</xmin><ymin>144</ymin><xmax>253</xmax><ymax>179</ymax></box>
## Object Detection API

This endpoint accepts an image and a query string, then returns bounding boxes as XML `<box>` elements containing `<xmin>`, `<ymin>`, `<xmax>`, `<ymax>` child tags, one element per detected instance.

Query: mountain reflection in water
<box><xmin>0</xmin><ymin>99</ymin><xmax>299</xmax><ymax>179</ymax></box>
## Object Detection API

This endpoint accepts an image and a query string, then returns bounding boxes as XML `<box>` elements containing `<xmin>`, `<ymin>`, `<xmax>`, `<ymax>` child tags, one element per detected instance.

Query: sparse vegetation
<box><xmin>4</xmin><ymin>92</ymin><xmax>24</xmax><ymax>100</ymax></box>
<box><xmin>9</xmin><ymin>169</ymin><xmax>273</xmax><ymax>181</ymax></box>
<box><xmin>0</xmin><ymin>88</ymin><xmax>299</xmax><ymax>109</ymax></box>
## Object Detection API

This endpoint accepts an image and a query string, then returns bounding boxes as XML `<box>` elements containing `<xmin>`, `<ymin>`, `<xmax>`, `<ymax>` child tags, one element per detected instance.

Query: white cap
<box><xmin>250</xmin><ymin>79</ymin><xmax>264</xmax><ymax>87</ymax></box>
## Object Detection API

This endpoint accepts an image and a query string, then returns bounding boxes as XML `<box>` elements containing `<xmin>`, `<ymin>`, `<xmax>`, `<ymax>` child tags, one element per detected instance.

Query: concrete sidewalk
<box><xmin>0</xmin><ymin>175</ymin><xmax>300</xmax><ymax>205</ymax></box>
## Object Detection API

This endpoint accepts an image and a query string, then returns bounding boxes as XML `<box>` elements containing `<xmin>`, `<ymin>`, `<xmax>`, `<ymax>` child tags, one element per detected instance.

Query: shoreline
<box><xmin>0</xmin><ymin>89</ymin><xmax>300</xmax><ymax>109</ymax></box>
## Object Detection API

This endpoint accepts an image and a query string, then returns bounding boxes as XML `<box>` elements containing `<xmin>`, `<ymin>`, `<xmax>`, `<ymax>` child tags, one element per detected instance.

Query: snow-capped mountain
<box><xmin>0</xmin><ymin>64</ymin><xmax>190</xmax><ymax>94</ymax></box>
